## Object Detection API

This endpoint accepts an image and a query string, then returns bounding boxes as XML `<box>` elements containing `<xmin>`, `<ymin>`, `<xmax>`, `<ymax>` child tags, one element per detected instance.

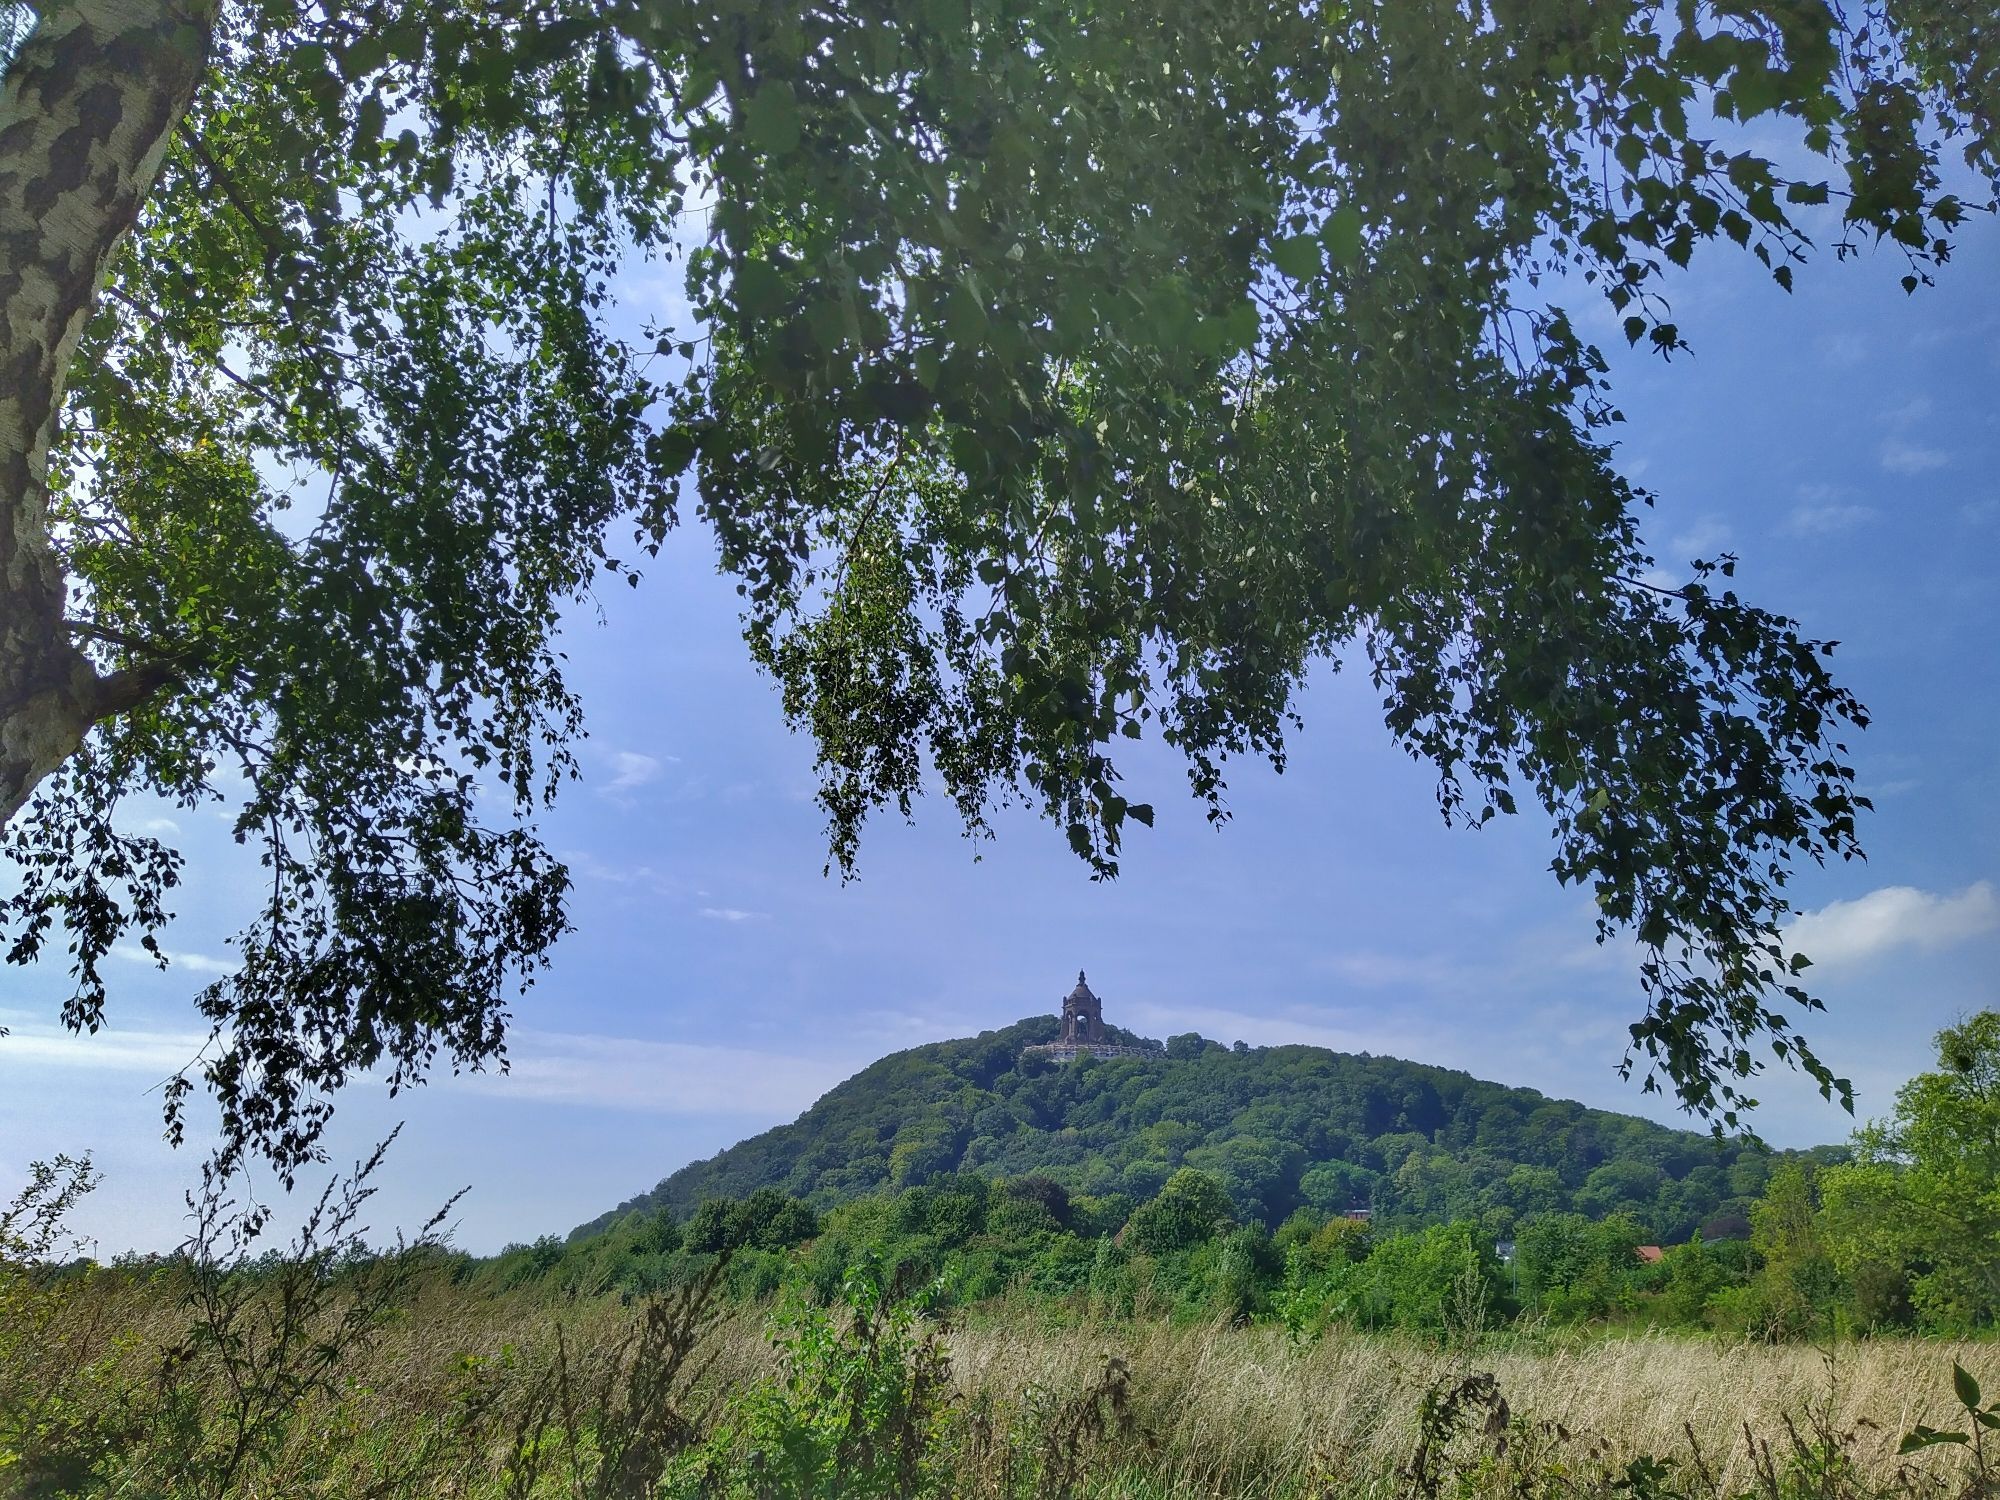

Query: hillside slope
<box><xmin>576</xmin><ymin>1016</ymin><xmax>1798</xmax><ymax>1242</ymax></box>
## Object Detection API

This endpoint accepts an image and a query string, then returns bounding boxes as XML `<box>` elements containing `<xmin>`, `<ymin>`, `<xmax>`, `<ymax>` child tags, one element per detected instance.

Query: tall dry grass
<box><xmin>5</xmin><ymin>1265</ymin><xmax>1996</xmax><ymax>1498</ymax></box>
<box><xmin>946</xmin><ymin>1315</ymin><xmax>1999</xmax><ymax>1496</ymax></box>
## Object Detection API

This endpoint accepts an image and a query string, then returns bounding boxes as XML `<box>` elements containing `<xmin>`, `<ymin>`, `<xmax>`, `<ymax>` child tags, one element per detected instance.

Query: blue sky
<box><xmin>3</xmin><ymin>189</ymin><xmax>1996</xmax><ymax>1258</ymax></box>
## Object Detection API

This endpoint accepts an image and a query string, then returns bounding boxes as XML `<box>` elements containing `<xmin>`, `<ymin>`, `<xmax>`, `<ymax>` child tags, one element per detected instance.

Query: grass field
<box><xmin>5</xmin><ymin>1257</ymin><xmax>1998</xmax><ymax>1499</ymax></box>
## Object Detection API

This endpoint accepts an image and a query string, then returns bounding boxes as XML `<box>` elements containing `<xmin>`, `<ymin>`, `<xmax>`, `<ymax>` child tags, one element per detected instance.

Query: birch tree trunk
<box><xmin>0</xmin><ymin>0</ymin><xmax>213</xmax><ymax>823</ymax></box>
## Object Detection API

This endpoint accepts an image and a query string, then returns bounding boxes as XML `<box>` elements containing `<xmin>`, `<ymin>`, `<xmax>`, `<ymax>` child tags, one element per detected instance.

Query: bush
<box><xmin>1123</xmin><ymin>1170</ymin><xmax>1235</xmax><ymax>1256</ymax></box>
<box><xmin>672</xmin><ymin>1258</ymin><xmax>953</xmax><ymax>1497</ymax></box>
<box><xmin>1515</xmin><ymin>1213</ymin><xmax>1643</xmax><ymax>1321</ymax></box>
<box><xmin>1283</xmin><ymin>1220</ymin><xmax>1501</xmax><ymax>1337</ymax></box>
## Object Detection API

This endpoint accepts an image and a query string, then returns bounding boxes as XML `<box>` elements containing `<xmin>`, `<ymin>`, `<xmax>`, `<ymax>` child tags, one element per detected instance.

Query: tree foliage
<box><xmin>577</xmin><ymin>1016</ymin><xmax>1797</xmax><ymax>1246</ymax></box>
<box><xmin>3</xmin><ymin>0</ymin><xmax>1996</xmax><ymax>1168</ymax></box>
<box><xmin>1825</xmin><ymin>1012</ymin><xmax>2000</xmax><ymax>1332</ymax></box>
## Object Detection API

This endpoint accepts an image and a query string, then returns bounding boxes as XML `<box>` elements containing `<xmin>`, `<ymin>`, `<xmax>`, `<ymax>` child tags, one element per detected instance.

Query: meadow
<box><xmin>5</xmin><ymin>1247</ymin><xmax>1998</xmax><ymax>1500</ymax></box>
<box><xmin>8</xmin><ymin>1015</ymin><xmax>1996</xmax><ymax>1497</ymax></box>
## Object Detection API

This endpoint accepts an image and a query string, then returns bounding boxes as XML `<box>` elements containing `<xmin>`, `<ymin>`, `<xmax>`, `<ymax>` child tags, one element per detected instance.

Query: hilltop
<box><xmin>576</xmin><ymin>1013</ymin><xmax>1807</xmax><ymax>1244</ymax></box>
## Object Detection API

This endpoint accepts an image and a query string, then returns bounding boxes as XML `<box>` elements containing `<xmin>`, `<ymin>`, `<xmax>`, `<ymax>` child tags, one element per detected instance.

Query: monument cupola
<box><xmin>1023</xmin><ymin>970</ymin><xmax>1159</xmax><ymax>1061</ymax></box>
<box><xmin>1060</xmin><ymin>970</ymin><xmax>1106</xmax><ymax>1044</ymax></box>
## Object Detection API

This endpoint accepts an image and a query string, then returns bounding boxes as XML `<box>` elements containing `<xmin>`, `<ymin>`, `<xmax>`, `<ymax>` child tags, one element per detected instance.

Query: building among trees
<box><xmin>1023</xmin><ymin>972</ymin><xmax>1162</xmax><ymax>1062</ymax></box>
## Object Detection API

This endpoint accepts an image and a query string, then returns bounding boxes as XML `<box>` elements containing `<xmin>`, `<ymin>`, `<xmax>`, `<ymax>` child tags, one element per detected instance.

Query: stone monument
<box><xmin>1024</xmin><ymin>971</ymin><xmax>1160</xmax><ymax>1061</ymax></box>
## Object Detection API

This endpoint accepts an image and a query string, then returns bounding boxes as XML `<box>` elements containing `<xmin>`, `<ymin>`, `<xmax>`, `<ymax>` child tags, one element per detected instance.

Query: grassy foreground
<box><xmin>5</xmin><ymin>1252</ymin><xmax>1999</xmax><ymax>1500</ymax></box>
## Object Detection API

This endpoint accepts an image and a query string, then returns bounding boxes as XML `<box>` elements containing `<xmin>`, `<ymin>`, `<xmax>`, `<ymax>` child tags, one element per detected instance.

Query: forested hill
<box><xmin>574</xmin><ymin>1016</ymin><xmax>1814</xmax><ymax>1243</ymax></box>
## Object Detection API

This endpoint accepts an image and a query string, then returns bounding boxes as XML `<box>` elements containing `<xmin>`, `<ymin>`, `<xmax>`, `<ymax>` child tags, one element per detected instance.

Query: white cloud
<box><xmin>1884</xmin><ymin>395</ymin><xmax>1933</xmax><ymax>428</ymax></box>
<box><xmin>2</xmin><ymin>1009</ymin><xmax>846</xmax><ymax>1120</ymax></box>
<box><xmin>604</xmin><ymin>750</ymin><xmax>665</xmax><ymax>794</ymax></box>
<box><xmin>127</xmin><ymin>816</ymin><xmax>181</xmax><ymax>837</ymax></box>
<box><xmin>1783</xmin><ymin>484</ymin><xmax>1875</xmax><ymax>537</ymax></box>
<box><xmin>112</xmin><ymin>943</ymin><xmax>239</xmax><ymax>977</ymax></box>
<box><xmin>1666</xmin><ymin>517</ymin><xmax>1733</xmax><ymax>559</ymax></box>
<box><xmin>0</xmin><ymin>986</ymin><xmax>1703</xmax><ymax>1151</ymax></box>
<box><xmin>460</xmin><ymin>1029</ymin><xmax>844</xmax><ymax>1116</ymax></box>
<box><xmin>0</xmin><ymin>1009</ymin><xmax>210</xmax><ymax>1075</ymax></box>
<box><xmin>565</xmin><ymin>849</ymin><xmax>649</xmax><ymax>883</ymax></box>
<box><xmin>1786</xmin><ymin>882</ymin><xmax>2000</xmax><ymax>969</ymax></box>
<box><xmin>1783</xmin><ymin>500</ymin><xmax>1876</xmax><ymax>536</ymax></box>
<box><xmin>559</xmin><ymin>849</ymin><xmax>686</xmax><ymax>898</ymax></box>
<box><xmin>1881</xmin><ymin>441</ymin><xmax>1949</xmax><ymax>475</ymax></box>
<box><xmin>698</xmin><ymin>907</ymin><xmax>767</xmax><ymax>923</ymax></box>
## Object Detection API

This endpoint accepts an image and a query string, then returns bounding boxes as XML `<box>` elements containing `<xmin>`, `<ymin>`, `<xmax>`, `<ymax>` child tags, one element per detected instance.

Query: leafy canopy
<box><xmin>579</xmin><ymin>1016</ymin><xmax>1791</xmax><ymax>1246</ymax></box>
<box><xmin>1834</xmin><ymin>1012</ymin><xmax>2000</xmax><ymax>1330</ymax></box>
<box><xmin>4</xmin><ymin>0</ymin><xmax>1996</xmax><ymax>1171</ymax></box>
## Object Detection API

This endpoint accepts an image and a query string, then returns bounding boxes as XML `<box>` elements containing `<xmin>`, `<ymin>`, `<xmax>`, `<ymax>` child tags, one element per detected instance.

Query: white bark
<box><xmin>0</xmin><ymin>0</ymin><xmax>213</xmax><ymax>821</ymax></box>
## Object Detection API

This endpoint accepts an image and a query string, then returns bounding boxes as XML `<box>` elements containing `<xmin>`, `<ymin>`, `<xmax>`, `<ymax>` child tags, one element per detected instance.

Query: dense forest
<box><xmin>577</xmin><ymin>1017</ymin><xmax>1821</xmax><ymax>1247</ymax></box>
<box><xmin>509</xmin><ymin>1013</ymin><xmax>1997</xmax><ymax>1340</ymax></box>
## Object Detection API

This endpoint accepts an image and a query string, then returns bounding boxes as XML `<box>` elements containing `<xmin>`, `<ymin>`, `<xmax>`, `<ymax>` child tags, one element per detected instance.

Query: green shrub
<box><xmin>672</xmin><ymin>1258</ymin><xmax>953</xmax><ymax>1497</ymax></box>
<box><xmin>1123</xmin><ymin>1169</ymin><xmax>1234</xmax><ymax>1256</ymax></box>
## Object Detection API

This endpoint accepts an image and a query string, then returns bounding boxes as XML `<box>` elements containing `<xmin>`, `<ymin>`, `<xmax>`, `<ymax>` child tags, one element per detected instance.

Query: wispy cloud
<box><xmin>126</xmin><ymin>816</ymin><xmax>181</xmax><ymax>837</ymax></box>
<box><xmin>112</xmin><ymin>943</ymin><xmax>239</xmax><ymax>977</ymax></box>
<box><xmin>1881</xmin><ymin>441</ymin><xmax>1949</xmax><ymax>475</ymax></box>
<box><xmin>560</xmin><ymin>849</ymin><xmax>682</xmax><ymax>898</ymax></box>
<box><xmin>0</xmin><ymin>1009</ymin><xmax>209</xmax><ymax>1075</ymax></box>
<box><xmin>1884</xmin><ymin>395</ymin><xmax>1933</xmax><ymax>428</ymax></box>
<box><xmin>698</xmin><ymin>907</ymin><xmax>768</xmax><ymax>923</ymax></box>
<box><xmin>1783</xmin><ymin>485</ymin><xmax>1875</xmax><ymax>537</ymax></box>
<box><xmin>1786</xmin><ymin>882</ymin><xmax>1999</xmax><ymax>969</ymax></box>
<box><xmin>1666</xmin><ymin>516</ymin><xmax>1733</xmax><ymax>559</ymax></box>
<box><xmin>462</xmin><ymin>1029</ymin><xmax>844</xmax><ymax>1115</ymax></box>
<box><xmin>603</xmin><ymin>750</ymin><xmax>666</xmax><ymax>795</ymax></box>
<box><xmin>2</xmin><ymin>1009</ymin><xmax>847</xmax><ymax>1120</ymax></box>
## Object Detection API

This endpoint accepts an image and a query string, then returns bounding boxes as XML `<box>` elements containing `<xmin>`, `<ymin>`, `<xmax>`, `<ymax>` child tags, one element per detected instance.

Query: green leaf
<box><xmin>1270</xmin><ymin>233</ymin><xmax>1322</xmax><ymax>282</ymax></box>
<box><xmin>1321</xmin><ymin>205</ymin><xmax>1364</xmax><ymax>265</ymax></box>
<box><xmin>742</xmin><ymin>81</ymin><xmax>802</xmax><ymax>157</ymax></box>
<box><xmin>1955</xmin><ymin>1362</ymin><xmax>1982</xmax><ymax>1412</ymax></box>
<box><xmin>646</xmin><ymin>426</ymin><xmax>698</xmax><ymax>477</ymax></box>
<box><xmin>353</xmin><ymin>92</ymin><xmax>386</xmax><ymax>154</ymax></box>
<box><xmin>1216</xmin><ymin>299</ymin><xmax>1261</xmax><ymax>354</ymax></box>
<box><xmin>733</xmin><ymin>257</ymin><xmax>787</xmax><ymax>320</ymax></box>
<box><xmin>340</xmin><ymin>32</ymin><xmax>386</xmax><ymax>80</ymax></box>
<box><xmin>1900</xmin><ymin>1427</ymin><xmax>1968</xmax><ymax>1453</ymax></box>
<box><xmin>1730</xmin><ymin>66</ymin><xmax>1783</xmax><ymax>120</ymax></box>
<box><xmin>1127</xmin><ymin>802</ymin><xmax>1154</xmax><ymax>827</ymax></box>
<box><xmin>1053</xmin><ymin>296</ymin><xmax>1097</xmax><ymax>351</ymax></box>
